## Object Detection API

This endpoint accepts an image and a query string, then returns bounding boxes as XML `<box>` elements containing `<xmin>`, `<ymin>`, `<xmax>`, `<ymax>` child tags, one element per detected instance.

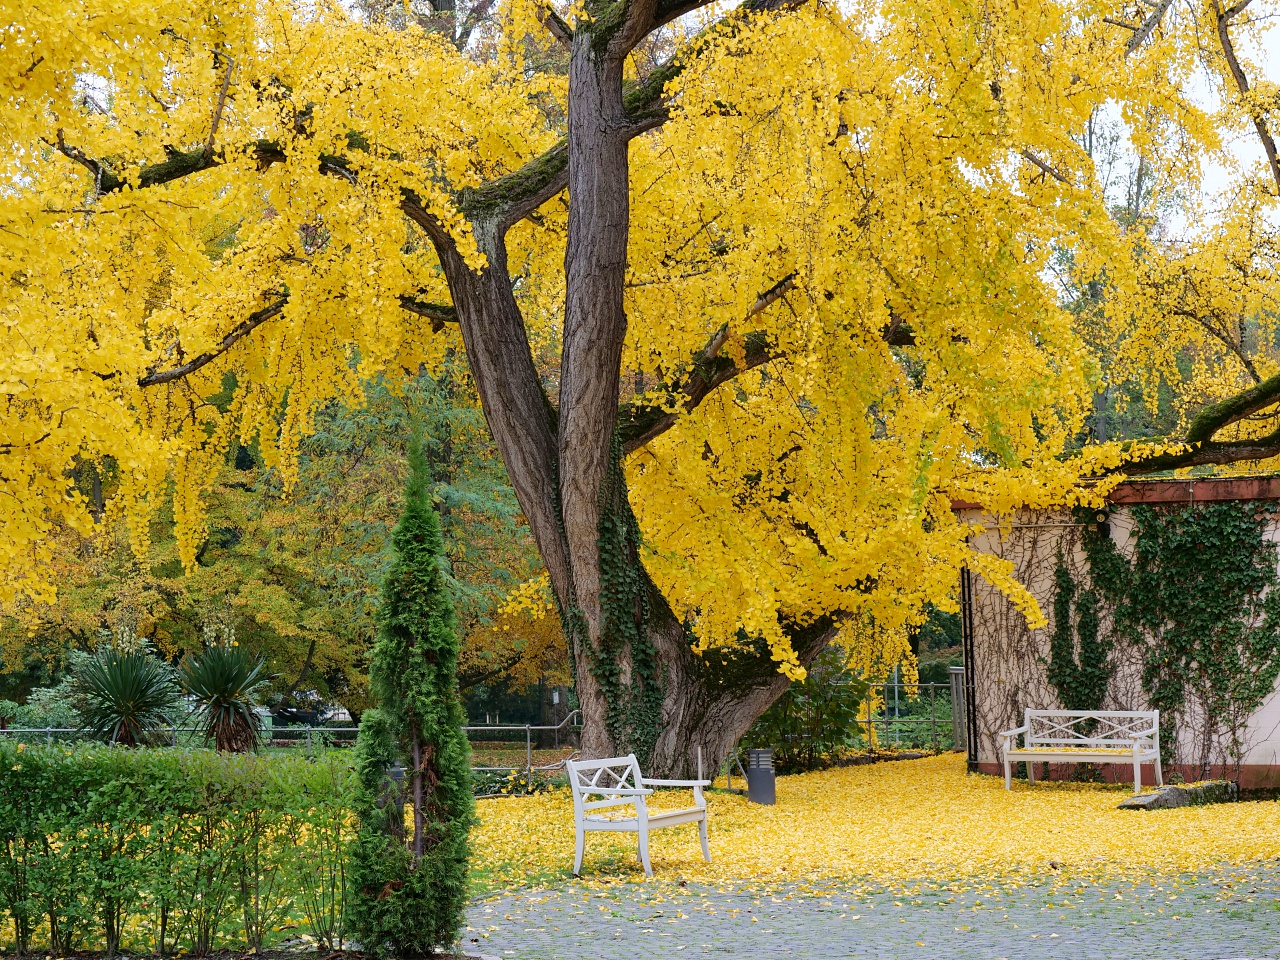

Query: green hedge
<box><xmin>0</xmin><ymin>743</ymin><xmax>353</xmax><ymax>956</ymax></box>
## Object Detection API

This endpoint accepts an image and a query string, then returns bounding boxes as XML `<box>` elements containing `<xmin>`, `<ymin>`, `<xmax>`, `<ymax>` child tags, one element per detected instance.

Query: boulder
<box><xmin>1118</xmin><ymin>780</ymin><xmax>1238</xmax><ymax>810</ymax></box>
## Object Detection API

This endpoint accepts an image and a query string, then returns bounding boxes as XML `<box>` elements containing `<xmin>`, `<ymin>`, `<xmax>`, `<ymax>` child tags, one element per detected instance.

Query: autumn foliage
<box><xmin>4</xmin><ymin>0</ymin><xmax>1280</xmax><ymax>764</ymax></box>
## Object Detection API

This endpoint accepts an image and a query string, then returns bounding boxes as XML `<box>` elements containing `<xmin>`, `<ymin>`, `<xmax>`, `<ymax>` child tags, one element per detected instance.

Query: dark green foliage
<box><xmin>914</xmin><ymin>604</ymin><xmax>962</xmax><ymax>653</ymax></box>
<box><xmin>590</xmin><ymin>437</ymin><xmax>664</xmax><ymax>765</ymax></box>
<box><xmin>74</xmin><ymin>649</ymin><xmax>180</xmax><ymax>746</ymax></box>
<box><xmin>1046</xmin><ymin>555</ymin><xmax>1113</xmax><ymax>713</ymax></box>
<box><xmin>348</xmin><ymin>438</ymin><xmax>473</xmax><ymax>959</ymax></box>
<box><xmin>1096</xmin><ymin>503</ymin><xmax>1280</xmax><ymax>770</ymax></box>
<box><xmin>746</xmin><ymin>646</ymin><xmax>870</xmax><ymax>772</ymax></box>
<box><xmin>0</xmin><ymin>744</ymin><xmax>352</xmax><ymax>956</ymax></box>
<box><xmin>180</xmin><ymin>645</ymin><xmax>272</xmax><ymax>753</ymax></box>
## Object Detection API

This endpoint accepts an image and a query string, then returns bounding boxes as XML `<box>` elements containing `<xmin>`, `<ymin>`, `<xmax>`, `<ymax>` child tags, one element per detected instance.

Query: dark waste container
<box><xmin>746</xmin><ymin>748</ymin><xmax>776</xmax><ymax>805</ymax></box>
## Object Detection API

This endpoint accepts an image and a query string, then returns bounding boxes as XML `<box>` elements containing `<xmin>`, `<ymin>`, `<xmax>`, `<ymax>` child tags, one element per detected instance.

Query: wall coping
<box><xmin>953</xmin><ymin>475</ymin><xmax>1280</xmax><ymax>512</ymax></box>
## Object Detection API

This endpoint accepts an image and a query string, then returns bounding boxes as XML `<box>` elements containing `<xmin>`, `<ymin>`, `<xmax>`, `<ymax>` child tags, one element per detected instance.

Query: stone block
<box><xmin>1118</xmin><ymin>780</ymin><xmax>1238</xmax><ymax>810</ymax></box>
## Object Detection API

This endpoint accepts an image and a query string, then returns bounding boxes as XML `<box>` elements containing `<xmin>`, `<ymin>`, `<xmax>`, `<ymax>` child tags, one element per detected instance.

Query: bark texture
<box><xmin>417</xmin><ymin>0</ymin><xmax>825</xmax><ymax>776</ymax></box>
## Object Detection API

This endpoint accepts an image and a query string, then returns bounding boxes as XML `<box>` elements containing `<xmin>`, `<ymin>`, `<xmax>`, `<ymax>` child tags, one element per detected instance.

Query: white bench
<box><xmin>1000</xmin><ymin>709</ymin><xmax>1162</xmax><ymax>794</ymax></box>
<box><xmin>565</xmin><ymin>754</ymin><xmax>711</xmax><ymax>878</ymax></box>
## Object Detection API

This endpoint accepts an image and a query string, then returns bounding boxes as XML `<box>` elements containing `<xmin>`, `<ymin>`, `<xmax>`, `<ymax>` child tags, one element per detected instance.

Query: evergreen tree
<box><xmin>349</xmin><ymin>437</ymin><xmax>474</xmax><ymax>957</ymax></box>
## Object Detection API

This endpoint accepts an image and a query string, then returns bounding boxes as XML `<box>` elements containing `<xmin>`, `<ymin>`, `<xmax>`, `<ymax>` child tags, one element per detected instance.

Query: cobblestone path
<box><xmin>465</xmin><ymin>868</ymin><xmax>1280</xmax><ymax>959</ymax></box>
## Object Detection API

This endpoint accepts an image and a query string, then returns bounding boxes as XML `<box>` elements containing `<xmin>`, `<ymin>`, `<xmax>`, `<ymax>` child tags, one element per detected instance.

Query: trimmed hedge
<box><xmin>0</xmin><ymin>744</ymin><xmax>353</xmax><ymax>956</ymax></box>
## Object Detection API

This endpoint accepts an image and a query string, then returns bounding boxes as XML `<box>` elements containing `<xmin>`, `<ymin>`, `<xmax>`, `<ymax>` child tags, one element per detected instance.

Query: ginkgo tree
<box><xmin>3</xmin><ymin>0</ymin><xmax>1279</xmax><ymax>774</ymax></box>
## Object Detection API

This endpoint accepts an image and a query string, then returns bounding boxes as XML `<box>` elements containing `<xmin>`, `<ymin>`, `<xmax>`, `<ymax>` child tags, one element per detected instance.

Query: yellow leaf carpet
<box><xmin>471</xmin><ymin>753</ymin><xmax>1280</xmax><ymax>891</ymax></box>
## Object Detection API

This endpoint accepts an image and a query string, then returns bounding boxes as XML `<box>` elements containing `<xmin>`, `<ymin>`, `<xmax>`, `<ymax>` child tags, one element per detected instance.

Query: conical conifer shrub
<box><xmin>349</xmin><ymin>437</ymin><xmax>474</xmax><ymax>957</ymax></box>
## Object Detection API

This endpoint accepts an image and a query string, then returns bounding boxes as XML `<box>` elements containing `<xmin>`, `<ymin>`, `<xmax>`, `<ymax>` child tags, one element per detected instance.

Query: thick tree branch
<box><xmin>1126</xmin><ymin>0</ymin><xmax>1175</xmax><ymax>56</ymax></box>
<box><xmin>398</xmin><ymin>296</ymin><xmax>459</xmax><ymax>332</ymax></box>
<box><xmin>618</xmin><ymin>276</ymin><xmax>794</xmax><ymax>453</ymax></box>
<box><xmin>131</xmin><ymin>290</ymin><xmax>455</xmax><ymax>389</ymax></box>
<box><xmin>619</xmin><ymin>332</ymin><xmax>779</xmax><ymax>454</ymax></box>
<box><xmin>52</xmin><ymin>135</ymin><xmax>292</xmax><ymax>195</ymax></box>
<box><xmin>1184</xmin><ymin>370</ymin><xmax>1280</xmax><ymax>444</ymax></box>
<box><xmin>1111</xmin><ymin>369</ymin><xmax>1280</xmax><ymax>473</ymax></box>
<box><xmin>139</xmin><ymin>298</ymin><xmax>287</xmax><ymax>387</ymax></box>
<box><xmin>461</xmin><ymin>0</ymin><xmax>805</xmax><ymax>228</ymax></box>
<box><xmin>616</xmin><ymin>278</ymin><xmax>948</xmax><ymax>452</ymax></box>
<box><xmin>537</xmin><ymin>4</ymin><xmax>574</xmax><ymax>45</ymax></box>
<box><xmin>1120</xmin><ymin>428</ymin><xmax>1280</xmax><ymax>474</ymax></box>
<box><xmin>1214</xmin><ymin>0</ymin><xmax>1280</xmax><ymax>193</ymax></box>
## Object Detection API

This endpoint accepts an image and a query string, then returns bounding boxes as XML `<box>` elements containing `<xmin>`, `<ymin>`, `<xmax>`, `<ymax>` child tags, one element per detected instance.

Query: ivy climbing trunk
<box><xmin>424</xmin><ymin>0</ymin><xmax>832</xmax><ymax>777</ymax></box>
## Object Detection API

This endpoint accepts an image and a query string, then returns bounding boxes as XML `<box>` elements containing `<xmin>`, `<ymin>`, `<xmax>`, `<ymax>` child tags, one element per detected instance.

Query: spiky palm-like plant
<box><xmin>179</xmin><ymin>645</ymin><xmax>272</xmax><ymax>753</ymax></box>
<box><xmin>76</xmin><ymin>649</ymin><xmax>180</xmax><ymax>746</ymax></box>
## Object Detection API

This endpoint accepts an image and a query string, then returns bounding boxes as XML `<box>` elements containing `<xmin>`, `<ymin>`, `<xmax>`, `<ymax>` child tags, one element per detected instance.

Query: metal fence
<box><xmin>0</xmin><ymin>670</ymin><xmax>963</xmax><ymax>773</ymax></box>
<box><xmin>465</xmin><ymin>711</ymin><xmax>581</xmax><ymax>776</ymax></box>
<box><xmin>859</xmin><ymin>680</ymin><xmax>961</xmax><ymax>753</ymax></box>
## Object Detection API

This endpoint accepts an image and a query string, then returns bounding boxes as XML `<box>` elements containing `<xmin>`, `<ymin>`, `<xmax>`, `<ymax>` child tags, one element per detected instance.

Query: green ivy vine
<box><xmin>1058</xmin><ymin>501</ymin><xmax>1280</xmax><ymax>770</ymax></box>
<box><xmin>555</xmin><ymin>436</ymin><xmax>665</xmax><ymax>767</ymax></box>
<box><xmin>593</xmin><ymin>435</ymin><xmax>665</xmax><ymax>765</ymax></box>
<box><xmin>1047</xmin><ymin>553</ymin><xmax>1112</xmax><ymax>714</ymax></box>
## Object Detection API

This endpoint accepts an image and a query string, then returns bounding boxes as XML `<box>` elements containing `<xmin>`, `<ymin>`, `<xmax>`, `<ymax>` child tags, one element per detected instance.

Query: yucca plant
<box><xmin>180</xmin><ymin>645</ymin><xmax>272</xmax><ymax>753</ymax></box>
<box><xmin>76</xmin><ymin>649</ymin><xmax>180</xmax><ymax>746</ymax></box>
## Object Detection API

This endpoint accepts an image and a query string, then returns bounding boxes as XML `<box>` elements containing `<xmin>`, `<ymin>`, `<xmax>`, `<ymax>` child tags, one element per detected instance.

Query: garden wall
<box><xmin>958</xmin><ymin>476</ymin><xmax>1280</xmax><ymax>789</ymax></box>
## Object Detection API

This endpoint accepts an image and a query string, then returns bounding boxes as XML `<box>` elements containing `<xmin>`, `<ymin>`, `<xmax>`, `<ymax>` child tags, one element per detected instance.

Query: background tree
<box><xmin>0</xmin><ymin>371</ymin><xmax>558</xmax><ymax>714</ymax></box>
<box><xmin>4</xmin><ymin>0</ymin><xmax>1280</xmax><ymax>774</ymax></box>
<box><xmin>348</xmin><ymin>439</ymin><xmax>473</xmax><ymax>957</ymax></box>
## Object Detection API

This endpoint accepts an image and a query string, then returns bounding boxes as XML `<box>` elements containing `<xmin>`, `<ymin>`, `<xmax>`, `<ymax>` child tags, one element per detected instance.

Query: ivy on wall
<box><xmin>1057</xmin><ymin>501</ymin><xmax>1280</xmax><ymax>774</ymax></box>
<box><xmin>1047</xmin><ymin>554</ymin><xmax>1112</xmax><ymax>713</ymax></box>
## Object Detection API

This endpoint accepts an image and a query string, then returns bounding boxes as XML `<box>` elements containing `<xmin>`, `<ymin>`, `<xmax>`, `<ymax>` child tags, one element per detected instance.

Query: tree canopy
<box><xmin>4</xmin><ymin>0</ymin><xmax>1279</xmax><ymax>768</ymax></box>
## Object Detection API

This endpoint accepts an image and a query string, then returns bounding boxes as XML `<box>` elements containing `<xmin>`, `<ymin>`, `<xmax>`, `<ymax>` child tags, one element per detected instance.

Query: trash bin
<box><xmin>746</xmin><ymin>749</ymin><xmax>776</xmax><ymax>805</ymax></box>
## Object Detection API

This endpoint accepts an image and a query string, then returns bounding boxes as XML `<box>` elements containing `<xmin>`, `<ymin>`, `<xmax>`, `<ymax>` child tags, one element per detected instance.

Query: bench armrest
<box><xmin>578</xmin><ymin>786</ymin><xmax>653</xmax><ymax>797</ymax></box>
<box><xmin>999</xmin><ymin>725</ymin><xmax>1028</xmax><ymax>744</ymax></box>
<box><xmin>641</xmin><ymin>778</ymin><xmax>712</xmax><ymax>787</ymax></box>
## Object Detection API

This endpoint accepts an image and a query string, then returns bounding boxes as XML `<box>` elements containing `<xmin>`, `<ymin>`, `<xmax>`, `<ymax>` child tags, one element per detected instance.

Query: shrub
<box><xmin>179</xmin><ymin>645</ymin><xmax>272</xmax><ymax>752</ymax></box>
<box><xmin>0</xmin><ymin>744</ymin><xmax>353</xmax><ymax>956</ymax></box>
<box><xmin>348</xmin><ymin>438</ymin><xmax>474</xmax><ymax>958</ymax></box>
<box><xmin>472</xmin><ymin>769</ymin><xmax>553</xmax><ymax>798</ymax></box>
<box><xmin>75</xmin><ymin>649</ymin><xmax>181</xmax><ymax>746</ymax></box>
<box><xmin>746</xmin><ymin>646</ymin><xmax>869</xmax><ymax>772</ymax></box>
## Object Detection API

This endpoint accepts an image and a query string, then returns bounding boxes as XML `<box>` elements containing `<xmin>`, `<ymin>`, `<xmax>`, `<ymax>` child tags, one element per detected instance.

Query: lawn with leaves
<box><xmin>470</xmin><ymin>753</ymin><xmax>1280</xmax><ymax>892</ymax></box>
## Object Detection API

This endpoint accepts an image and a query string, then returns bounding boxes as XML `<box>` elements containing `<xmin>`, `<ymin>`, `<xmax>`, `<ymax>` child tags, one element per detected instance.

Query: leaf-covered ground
<box><xmin>470</xmin><ymin>753</ymin><xmax>1280</xmax><ymax>890</ymax></box>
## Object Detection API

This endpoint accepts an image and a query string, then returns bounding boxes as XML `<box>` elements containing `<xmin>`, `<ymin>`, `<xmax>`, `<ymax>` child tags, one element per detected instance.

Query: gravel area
<box><xmin>465</xmin><ymin>868</ymin><xmax>1280</xmax><ymax>959</ymax></box>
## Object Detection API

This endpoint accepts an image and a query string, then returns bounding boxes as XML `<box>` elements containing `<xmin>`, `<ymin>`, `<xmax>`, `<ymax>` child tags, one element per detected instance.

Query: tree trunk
<box><xmin>427</xmin><ymin>4</ymin><xmax>839</xmax><ymax>778</ymax></box>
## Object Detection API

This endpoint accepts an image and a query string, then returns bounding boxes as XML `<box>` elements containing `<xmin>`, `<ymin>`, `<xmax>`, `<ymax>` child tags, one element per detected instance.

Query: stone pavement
<box><xmin>465</xmin><ymin>868</ymin><xmax>1280</xmax><ymax>959</ymax></box>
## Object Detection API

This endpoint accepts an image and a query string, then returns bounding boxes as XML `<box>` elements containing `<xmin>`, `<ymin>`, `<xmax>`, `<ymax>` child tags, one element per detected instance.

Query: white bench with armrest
<box><xmin>565</xmin><ymin>754</ymin><xmax>711</xmax><ymax>877</ymax></box>
<box><xmin>1000</xmin><ymin>709</ymin><xmax>1162</xmax><ymax>793</ymax></box>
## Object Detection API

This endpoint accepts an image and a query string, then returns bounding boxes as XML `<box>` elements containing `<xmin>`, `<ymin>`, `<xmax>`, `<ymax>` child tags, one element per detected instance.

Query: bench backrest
<box><xmin>565</xmin><ymin>754</ymin><xmax>645</xmax><ymax>814</ymax></box>
<box><xmin>1025</xmin><ymin>709</ymin><xmax>1159</xmax><ymax>747</ymax></box>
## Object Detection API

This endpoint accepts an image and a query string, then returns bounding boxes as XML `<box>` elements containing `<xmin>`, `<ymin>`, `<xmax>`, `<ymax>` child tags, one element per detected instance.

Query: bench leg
<box><xmin>1133</xmin><ymin>758</ymin><xmax>1142</xmax><ymax>794</ymax></box>
<box><xmin>1004</xmin><ymin>754</ymin><xmax>1012</xmax><ymax>790</ymax></box>
<box><xmin>638</xmin><ymin>826</ymin><xmax>653</xmax><ymax>878</ymax></box>
<box><xmin>1155</xmin><ymin>755</ymin><xmax>1164</xmax><ymax>787</ymax></box>
<box><xmin>1027</xmin><ymin>761</ymin><xmax>1036</xmax><ymax>785</ymax></box>
<box><xmin>574</xmin><ymin>828</ymin><xmax>585</xmax><ymax>876</ymax></box>
<box><xmin>699</xmin><ymin>817</ymin><xmax>711</xmax><ymax>863</ymax></box>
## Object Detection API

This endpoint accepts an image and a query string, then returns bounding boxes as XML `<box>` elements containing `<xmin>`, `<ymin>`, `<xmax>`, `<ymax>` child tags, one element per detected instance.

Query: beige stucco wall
<box><xmin>962</xmin><ymin>506</ymin><xmax>1280</xmax><ymax>784</ymax></box>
